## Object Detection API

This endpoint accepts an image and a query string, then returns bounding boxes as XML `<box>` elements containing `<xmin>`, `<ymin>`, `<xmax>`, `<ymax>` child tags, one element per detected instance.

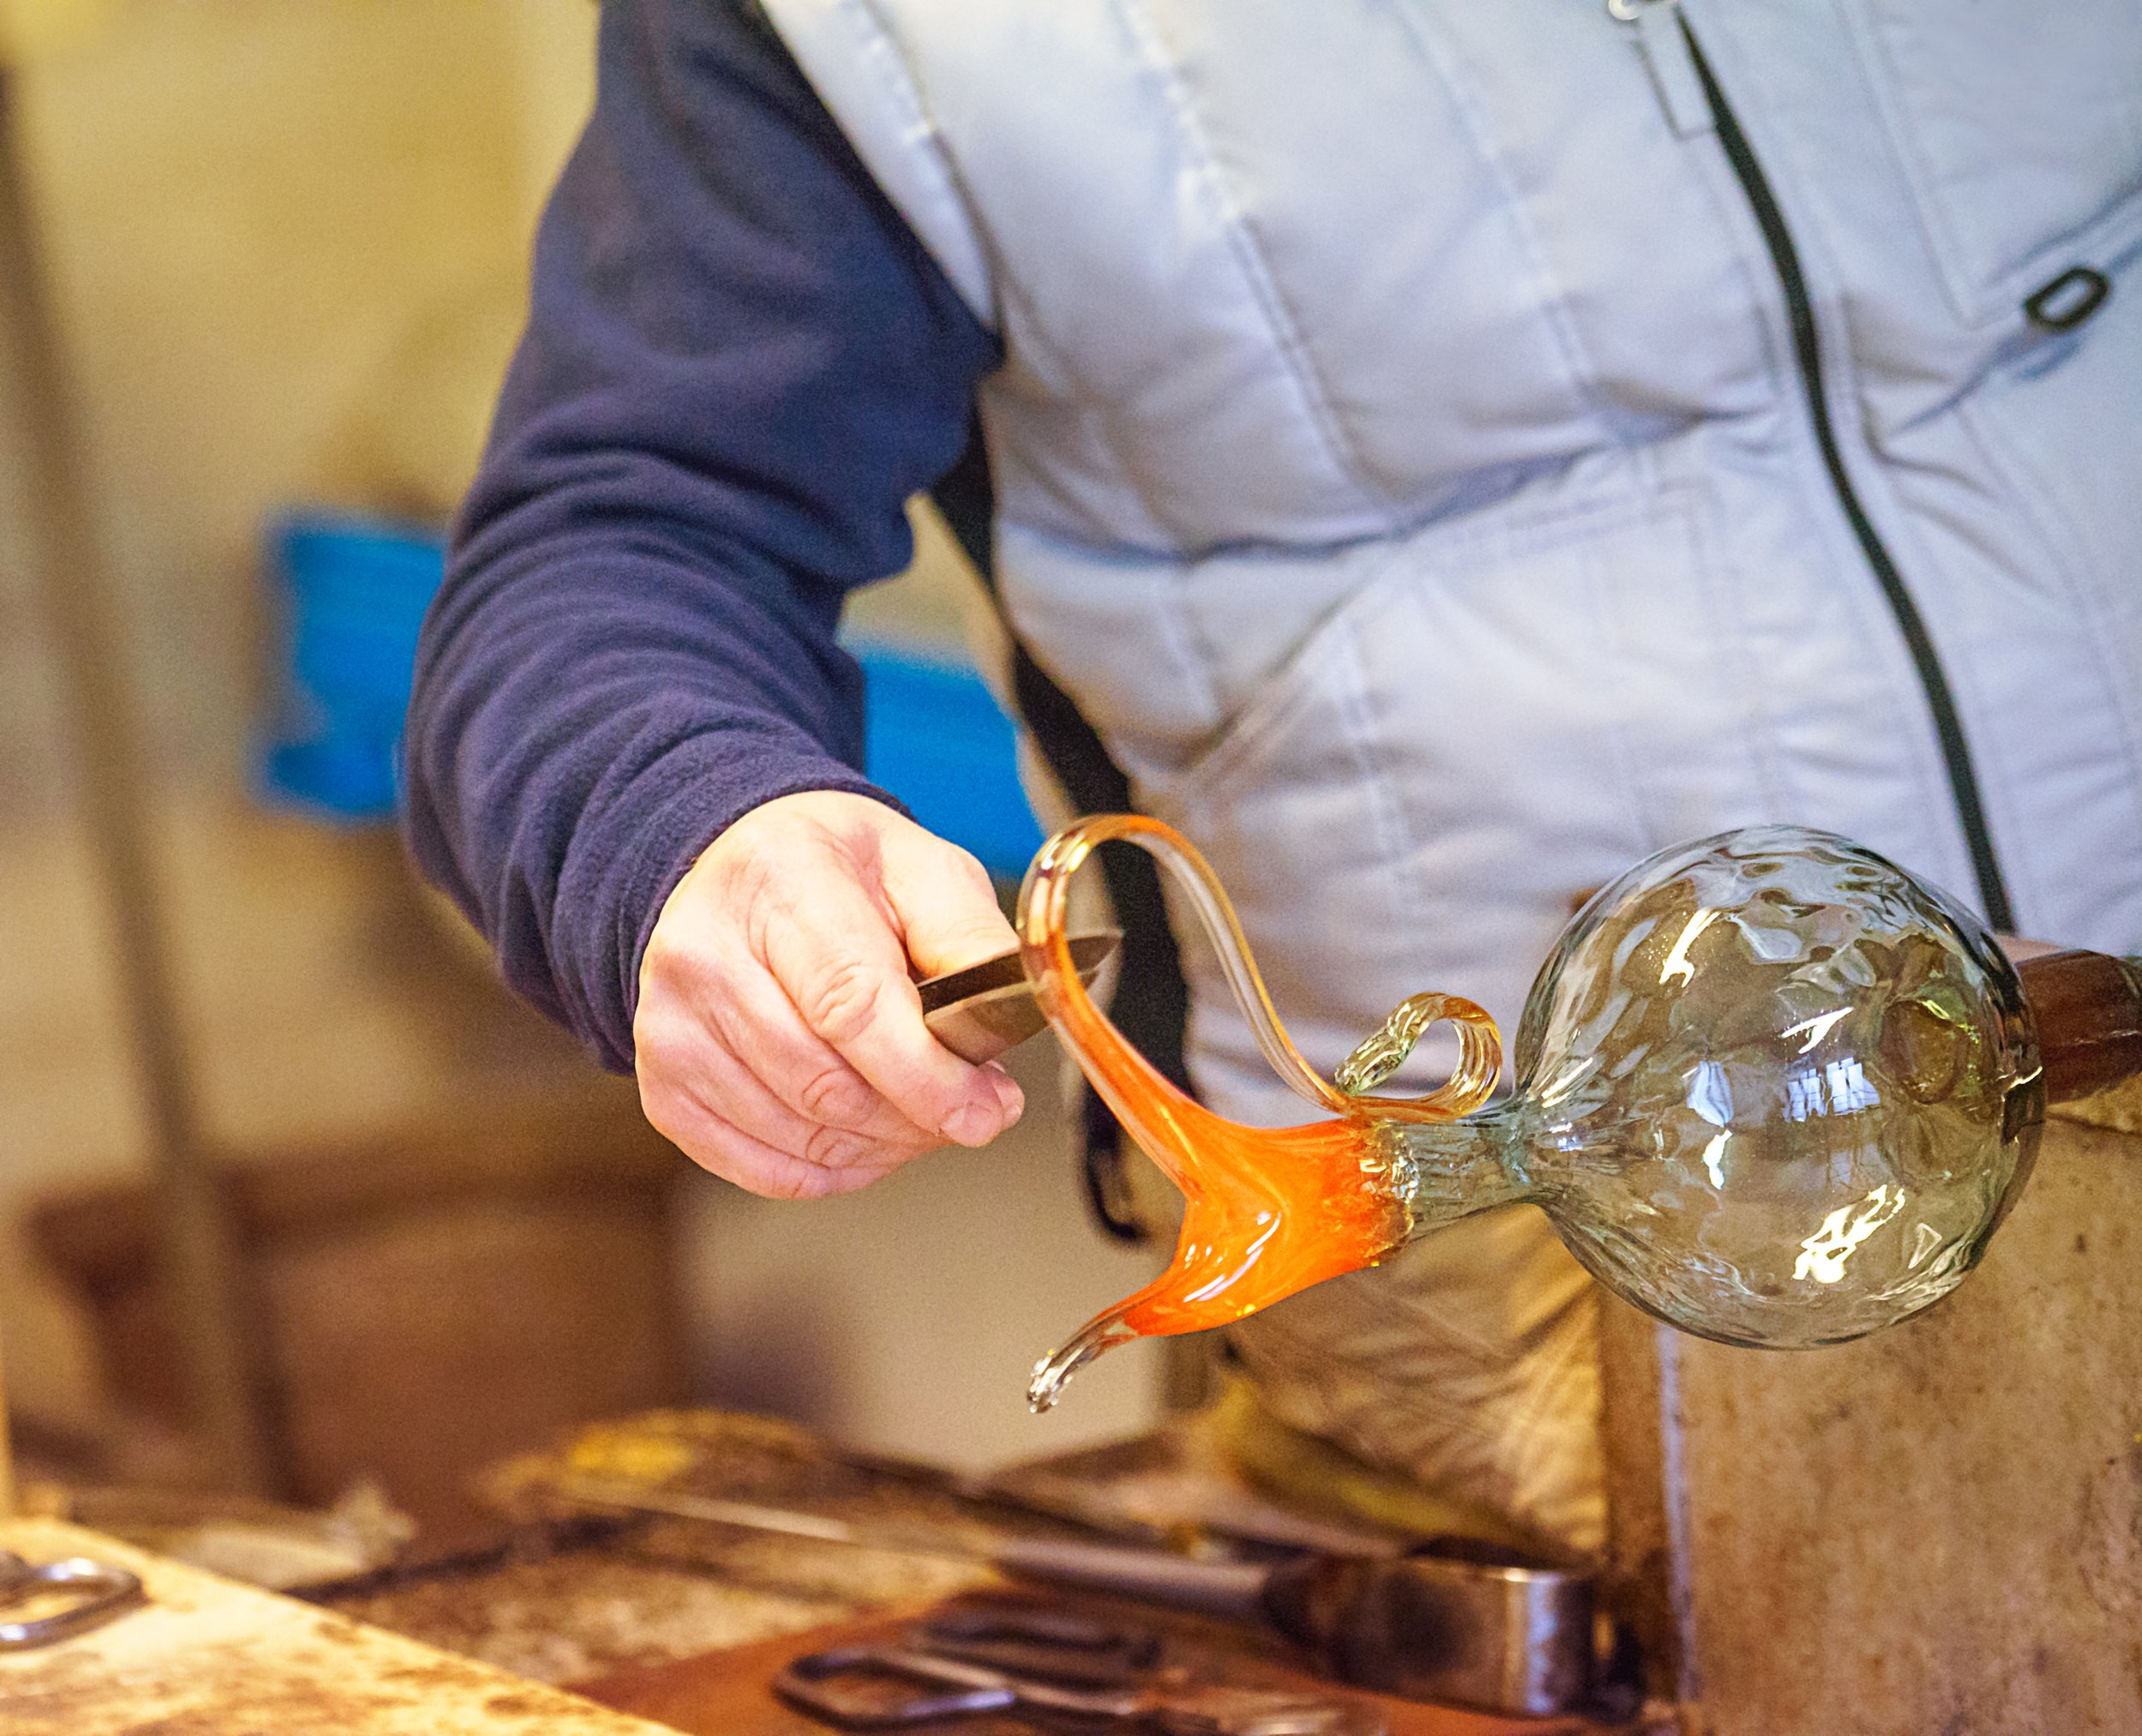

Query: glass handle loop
<box><xmin>1020</xmin><ymin>814</ymin><xmax>1498</xmax><ymax>1126</ymax></box>
<box><xmin>1334</xmin><ymin>992</ymin><xmax>1502</xmax><ymax>1116</ymax></box>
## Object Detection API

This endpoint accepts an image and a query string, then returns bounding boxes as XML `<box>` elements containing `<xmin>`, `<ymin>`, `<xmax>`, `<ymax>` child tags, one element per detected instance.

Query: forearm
<box><xmin>404</xmin><ymin>524</ymin><xmax>891</xmax><ymax>1070</ymax></box>
<box><xmin>400</xmin><ymin>0</ymin><xmax>996</xmax><ymax>1068</ymax></box>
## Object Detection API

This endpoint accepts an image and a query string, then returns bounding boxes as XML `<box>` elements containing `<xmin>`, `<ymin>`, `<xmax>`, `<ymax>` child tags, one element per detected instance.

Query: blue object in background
<box><xmin>853</xmin><ymin>639</ymin><xmax>1043</xmax><ymax>881</ymax></box>
<box><xmin>256</xmin><ymin>512</ymin><xmax>446</xmax><ymax>822</ymax></box>
<box><xmin>255</xmin><ymin>509</ymin><xmax>1042</xmax><ymax>871</ymax></box>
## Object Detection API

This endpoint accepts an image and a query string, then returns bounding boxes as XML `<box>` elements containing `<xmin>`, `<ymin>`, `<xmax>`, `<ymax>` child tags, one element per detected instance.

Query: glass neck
<box><xmin>1385</xmin><ymin>1103</ymin><xmax>1533</xmax><ymax>1236</ymax></box>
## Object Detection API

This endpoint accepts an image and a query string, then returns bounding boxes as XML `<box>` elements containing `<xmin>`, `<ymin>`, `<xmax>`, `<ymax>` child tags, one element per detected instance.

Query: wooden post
<box><xmin>1601</xmin><ymin>1086</ymin><xmax>2142</xmax><ymax>1733</ymax></box>
<box><xmin>0</xmin><ymin>68</ymin><xmax>275</xmax><ymax>1494</ymax></box>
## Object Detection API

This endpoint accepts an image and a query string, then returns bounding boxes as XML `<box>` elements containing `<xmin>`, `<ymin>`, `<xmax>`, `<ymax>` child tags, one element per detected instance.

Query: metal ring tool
<box><xmin>0</xmin><ymin>1549</ymin><xmax>147</xmax><ymax>1650</ymax></box>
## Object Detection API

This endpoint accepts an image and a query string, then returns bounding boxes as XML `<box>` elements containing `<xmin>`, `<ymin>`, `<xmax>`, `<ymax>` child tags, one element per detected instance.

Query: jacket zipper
<box><xmin>1620</xmin><ymin>0</ymin><xmax>2017</xmax><ymax>931</ymax></box>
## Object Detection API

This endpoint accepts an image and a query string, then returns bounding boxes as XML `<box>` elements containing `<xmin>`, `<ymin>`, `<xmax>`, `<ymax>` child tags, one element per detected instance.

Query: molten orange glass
<box><xmin>1018</xmin><ymin>816</ymin><xmax>1503</xmax><ymax>1409</ymax></box>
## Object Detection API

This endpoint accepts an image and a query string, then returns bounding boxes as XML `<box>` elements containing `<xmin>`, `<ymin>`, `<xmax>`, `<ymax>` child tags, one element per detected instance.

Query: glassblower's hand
<box><xmin>634</xmin><ymin>790</ymin><xmax>1026</xmax><ymax>1198</ymax></box>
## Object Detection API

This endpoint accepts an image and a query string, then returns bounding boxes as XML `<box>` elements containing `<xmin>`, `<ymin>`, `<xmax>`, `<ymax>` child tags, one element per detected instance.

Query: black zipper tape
<box><xmin>1680</xmin><ymin>17</ymin><xmax>2016</xmax><ymax>931</ymax></box>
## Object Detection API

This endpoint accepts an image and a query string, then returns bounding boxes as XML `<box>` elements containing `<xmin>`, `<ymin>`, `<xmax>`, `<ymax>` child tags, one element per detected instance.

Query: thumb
<box><xmin>877</xmin><ymin>823</ymin><xmax>1018</xmax><ymax>979</ymax></box>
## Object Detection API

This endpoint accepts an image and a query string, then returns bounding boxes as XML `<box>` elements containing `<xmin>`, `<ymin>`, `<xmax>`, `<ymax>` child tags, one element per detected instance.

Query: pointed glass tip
<box><xmin>1026</xmin><ymin>1314</ymin><xmax>1137</xmax><ymax>1413</ymax></box>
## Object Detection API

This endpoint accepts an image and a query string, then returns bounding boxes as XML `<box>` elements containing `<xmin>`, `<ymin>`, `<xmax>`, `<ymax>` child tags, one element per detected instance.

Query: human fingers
<box><xmin>649</xmin><ymin>975</ymin><xmax>945</xmax><ymax>1165</ymax></box>
<box><xmin>679</xmin><ymin>942</ymin><xmax>949</xmax><ymax>1151</ymax></box>
<box><xmin>635</xmin><ymin>1009</ymin><xmax>911</xmax><ymax>1199</ymax></box>
<box><xmin>637</xmin><ymin>792</ymin><xmax>1022</xmax><ymax>1190</ymax></box>
<box><xmin>759</xmin><ymin>841</ymin><xmax>1021</xmax><ymax>1146</ymax></box>
<box><xmin>637</xmin><ymin>855</ymin><xmax>949</xmax><ymax>1182</ymax></box>
<box><xmin>709</xmin><ymin>811</ymin><xmax>1027</xmax><ymax>1126</ymax></box>
<box><xmin>876</xmin><ymin>819</ymin><xmax>1020</xmax><ymax>979</ymax></box>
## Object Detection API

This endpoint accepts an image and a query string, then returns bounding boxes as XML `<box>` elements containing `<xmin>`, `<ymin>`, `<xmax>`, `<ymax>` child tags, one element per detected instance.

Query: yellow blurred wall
<box><xmin>0</xmin><ymin>0</ymin><xmax>1161</xmax><ymax>1472</ymax></box>
<box><xmin>0</xmin><ymin>0</ymin><xmax>117</xmax><ymax>63</ymax></box>
<box><xmin>0</xmin><ymin>0</ymin><xmax>600</xmax><ymax>1434</ymax></box>
<box><xmin>15</xmin><ymin>0</ymin><xmax>592</xmax><ymax>781</ymax></box>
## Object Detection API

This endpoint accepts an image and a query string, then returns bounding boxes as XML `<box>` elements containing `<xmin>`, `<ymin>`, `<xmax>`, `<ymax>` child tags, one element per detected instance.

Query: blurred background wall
<box><xmin>0</xmin><ymin>0</ymin><xmax>1158</xmax><ymax>1522</ymax></box>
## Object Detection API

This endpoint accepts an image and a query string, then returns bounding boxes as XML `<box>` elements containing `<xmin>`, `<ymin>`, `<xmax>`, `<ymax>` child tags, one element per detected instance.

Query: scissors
<box><xmin>0</xmin><ymin>1550</ymin><xmax>146</xmax><ymax>1650</ymax></box>
<box><xmin>775</xmin><ymin>1603</ymin><xmax>1385</xmax><ymax>1736</ymax></box>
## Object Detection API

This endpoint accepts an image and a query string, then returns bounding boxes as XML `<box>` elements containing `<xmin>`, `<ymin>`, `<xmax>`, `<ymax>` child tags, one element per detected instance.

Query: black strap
<box><xmin>929</xmin><ymin>418</ymin><xmax>1188</xmax><ymax>1242</ymax></box>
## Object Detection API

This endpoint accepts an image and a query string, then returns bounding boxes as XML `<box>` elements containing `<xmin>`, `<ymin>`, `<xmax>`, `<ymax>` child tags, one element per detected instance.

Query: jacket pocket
<box><xmin>1853</xmin><ymin>0</ymin><xmax>2142</xmax><ymax>327</ymax></box>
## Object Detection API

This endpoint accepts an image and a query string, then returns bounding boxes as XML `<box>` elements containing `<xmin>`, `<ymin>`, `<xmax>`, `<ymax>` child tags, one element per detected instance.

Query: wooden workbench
<box><xmin>0</xmin><ymin>1518</ymin><xmax>672</xmax><ymax>1735</ymax></box>
<box><xmin>0</xmin><ymin>1514</ymin><xmax>1630</xmax><ymax>1736</ymax></box>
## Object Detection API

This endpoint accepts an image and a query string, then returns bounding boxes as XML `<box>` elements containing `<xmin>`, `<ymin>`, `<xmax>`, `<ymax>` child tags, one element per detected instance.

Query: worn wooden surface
<box><xmin>0</xmin><ymin>1519</ymin><xmax>672</xmax><ymax>1735</ymax></box>
<box><xmin>314</xmin><ymin>1411</ymin><xmax>1642</xmax><ymax>1730</ymax></box>
<box><xmin>322</xmin><ymin>1412</ymin><xmax>996</xmax><ymax>1683</ymax></box>
<box><xmin>1602</xmin><ymin>1085</ymin><xmax>2142</xmax><ymax>1734</ymax></box>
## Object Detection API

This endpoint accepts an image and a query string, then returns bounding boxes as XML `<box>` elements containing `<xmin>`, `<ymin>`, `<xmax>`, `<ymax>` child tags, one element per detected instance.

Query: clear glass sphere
<box><xmin>1509</xmin><ymin>825</ymin><xmax>2042</xmax><ymax>1347</ymax></box>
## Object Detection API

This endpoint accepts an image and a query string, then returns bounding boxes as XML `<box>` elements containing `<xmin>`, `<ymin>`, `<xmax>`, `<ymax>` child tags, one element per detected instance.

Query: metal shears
<box><xmin>775</xmin><ymin>1603</ymin><xmax>1385</xmax><ymax>1736</ymax></box>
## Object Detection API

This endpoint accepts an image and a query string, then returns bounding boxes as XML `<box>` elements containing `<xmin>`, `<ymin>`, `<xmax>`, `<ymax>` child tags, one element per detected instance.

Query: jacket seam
<box><xmin>1674</xmin><ymin>40</ymin><xmax>1974</xmax><ymax>895</ymax></box>
<box><xmin>1331</xmin><ymin>625</ymin><xmax>1429</xmax><ymax>955</ymax></box>
<box><xmin>1842</xmin><ymin>0</ymin><xmax>2142</xmax><ymax>330</ymax></box>
<box><xmin>1951</xmin><ymin>391</ymin><xmax>2142</xmax><ymax>914</ymax></box>
<box><xmin>1571</xmin><ymin>506</ymin><xmax>1673</xmax><ymax>867</ymax></box>
<box><xmin>829</xmin><ymin>0</ymin><xmax>1002</xmax><ymax>327</ymax></box>
<box><xmin>1839</xmin><ymin>0</ymin><xmax>1996</xmax><ymax>332</ymax></box>
<box><xmin>1672</xmin><ymin>466</ymin><xmax>1791</xmax><ymax>821</ymax></box>
<box><xmin>1165</xmin><ymin>482</ymin><xmax>1685</xmax><ymax>805</ymax></box>
<box><xmin>1382</xmin><ymin>3</ymin><xmax>1620</xmax><ymax>446</ymax></box>
<box><xmin>1754</xmin><ymin>119</ymin><xmax>2035</xmax><ymax>912</ymax></box>
<box><xmin>1882</xmin><ymin>215</ymin><xmax>2142</xmax><ymax>440</ymax></box>
<box><xmin>1111</xmin><ymin>0</ymin><xmax>1405</xmax><ymax>527</ymax></box>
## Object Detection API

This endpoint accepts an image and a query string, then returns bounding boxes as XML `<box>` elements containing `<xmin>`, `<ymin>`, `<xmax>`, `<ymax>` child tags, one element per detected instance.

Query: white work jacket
<box><xmin>760</xmin><ymin>0</ymin><xmax>2142</xmax><ymax>1551</ymax></box>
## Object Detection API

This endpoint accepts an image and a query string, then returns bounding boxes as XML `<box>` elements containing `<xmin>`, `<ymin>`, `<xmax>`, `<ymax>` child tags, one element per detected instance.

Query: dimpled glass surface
<box><xmin>1403</xmin><ymin>826</ymin><xmax>2043</xmax><ymax>1348</ymax></box>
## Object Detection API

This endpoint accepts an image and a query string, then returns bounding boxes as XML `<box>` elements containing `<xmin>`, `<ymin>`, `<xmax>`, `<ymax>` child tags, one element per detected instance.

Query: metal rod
<box><xmin>0</xmin><ymin>69</ymin><xmax>275</xmax><ymax>1494</ymax></box>
<box><xmin>0</xmin><ymin>1320</ymin><xmax>14</xmax><ymax>1519</ymax></box>
<box><xmin>550</xmin><ymin>1475</ymin><xmax>1273</xmax><ymax>1623</ymax></box>
<box><xmin>552</xmin><ymin>1476</ymin><xmax>986</xmax><ymax>1559</ymax></box>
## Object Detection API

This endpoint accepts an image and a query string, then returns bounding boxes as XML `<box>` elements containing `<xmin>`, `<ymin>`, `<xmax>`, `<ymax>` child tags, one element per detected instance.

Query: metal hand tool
<box><xmin>553</xmin><ymin>1476</ymin><xmax>1607</xmax><ymax>1717</ymax></box>
<box><xmin>912</xmin><ymin>1602</ymin><xmax>1161</xmax><ymax>1683</ymax></box>
<box><xmin>0</xmin><ymin>1550</ymin><xmax>146</xmax><ymax>1650</ymax></box>
<box><xmin>920</xmin><ymin>933</ymin><xmax>1118</xmax><ymax>1063</ymax></box>
<box><xmin>775</xmin><ymin>1601</ymin><xmax>1384</xmax><ymax>1736</ymax></box>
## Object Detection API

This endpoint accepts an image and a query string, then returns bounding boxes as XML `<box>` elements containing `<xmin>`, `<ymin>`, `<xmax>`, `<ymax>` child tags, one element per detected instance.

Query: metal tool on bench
<box><xmin>776</xmin><ymin>1600</ymin><xmax>1384</xmax><ymax>1736</ymax></box>
<box><xmin>920</xmin><ymin>932</ymin><xmax>1118</xmax><ymax>1063</ymax></box>
<box><xmin>0</xmin><ymin>1549</ymin><xmax>145</xmax><ymax>1650</ymax></box>
<box><xmin>554</xmin><ymin>1476</ymin><xmax>1606</xmax><ymax>1718</ymax></box>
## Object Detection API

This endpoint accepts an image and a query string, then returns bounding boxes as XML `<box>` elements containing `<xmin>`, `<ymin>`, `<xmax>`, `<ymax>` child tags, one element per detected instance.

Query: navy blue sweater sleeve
<box><xmin>403</xmin><ymin>0</ymin><xmax>1000</xmax><ymax>1071</ymax></box>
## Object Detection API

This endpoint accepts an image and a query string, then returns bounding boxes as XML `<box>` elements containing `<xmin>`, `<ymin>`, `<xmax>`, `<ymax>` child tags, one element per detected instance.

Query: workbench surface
<box><xmin>0</xmin><ymin>1518</ymin><xmax>673</xmax><ymax>1735</ymax></box>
